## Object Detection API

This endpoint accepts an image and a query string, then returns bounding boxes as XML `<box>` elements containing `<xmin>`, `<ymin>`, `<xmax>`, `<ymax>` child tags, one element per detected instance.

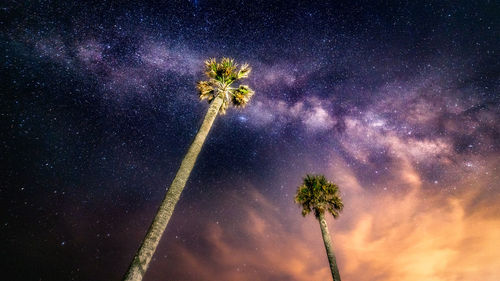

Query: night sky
<box><xmin>2</xmin><ymin>1</ymin><xmax>499</xmax><ymax>280</ymax></box>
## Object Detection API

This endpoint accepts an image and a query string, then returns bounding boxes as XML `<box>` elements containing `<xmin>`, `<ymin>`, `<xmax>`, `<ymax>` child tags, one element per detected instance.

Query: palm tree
<box><xmin>295</xmin><ymin>174</ymin><xmax>344</xmax><ymax>281</ymax></box>
<box><xmin>124</xmin><ymin>58</ymin><xmax>254</xmax><ymax>281</ymax></box>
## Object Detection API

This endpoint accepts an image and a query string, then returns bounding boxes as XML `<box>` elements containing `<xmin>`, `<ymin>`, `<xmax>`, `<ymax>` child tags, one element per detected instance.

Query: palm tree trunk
<box><xmin>318</xmin><ymin>213</ymin><xmax>341</xmax><ymax>281</ymax></box>
<box><xmin>123</xmin><ymin>95</ymin><xmax>224</xmax><ymax>281</ymax></box>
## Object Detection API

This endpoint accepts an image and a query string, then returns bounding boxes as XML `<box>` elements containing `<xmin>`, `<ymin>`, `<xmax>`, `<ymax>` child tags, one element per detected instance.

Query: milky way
<box><xmin>2</xmin><ymin>1</ymin><xmax>499</xmax><ymax>280</ymax></box>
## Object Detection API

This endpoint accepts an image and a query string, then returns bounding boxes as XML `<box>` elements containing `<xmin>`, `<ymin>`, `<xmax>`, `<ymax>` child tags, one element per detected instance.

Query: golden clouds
<box><xmin>335</xmin><ymin>184</ymin><xmax>500</xmax><ymax>281</ymax></box>
<box><xmin>154</xmin><ymin>159</ymin><xmax>499</xmax><ymax>281</ymax></box>
<box><xmin>160</xmin><ymin>189</ymin><xmax>332</xmax><ymax>281</ymax></box>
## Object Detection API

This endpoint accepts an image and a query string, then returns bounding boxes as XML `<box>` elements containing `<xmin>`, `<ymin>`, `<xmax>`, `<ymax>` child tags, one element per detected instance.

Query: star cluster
<box><xmin>1</xmin><ymin>1</ymin><xmax>499</xmax><ymax>280</ymax></box>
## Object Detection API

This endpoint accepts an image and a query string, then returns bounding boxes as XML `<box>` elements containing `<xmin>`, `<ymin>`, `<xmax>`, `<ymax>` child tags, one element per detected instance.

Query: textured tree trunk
<box><xmin>123</xmin><ymin>95</ymin><xmax>224</xmax><ymax>281</ymax></box>
<box><xmin>318</xmin><ymin>213</ymin><xmax>341</xmax><ymax>281</ymax></box>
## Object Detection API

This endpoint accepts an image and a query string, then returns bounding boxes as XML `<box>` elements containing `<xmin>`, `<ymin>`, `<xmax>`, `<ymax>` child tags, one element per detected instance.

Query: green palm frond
<box><xmin>294</xmin><ymin>174</ymin><xmax>344</xmax><ymax>219</ymax></box>
<box><xmin>237</xmin><ymin>63</ymin><xmax>251</xmax><ymax>79</ymax></box>
<box><xmin>204</xmin><ymin>58</ymin><xmax>218</xmax><ymax>79</ymax></box>
<box><xmin>231</xmin><ymin>85</ymin><xmax>254</xmax><ymax>107</ymax></box>
<box><xmin>202</xmin><ymin>57</ymin><xmax>245</xmax><ymax>84</ymax></box>
<box><xmin>220</xmin><ymin>57</ymin><xmax>237</xmax><ymax>73</ymax></box>
<box><xmin>197</xmin><ymin>80</ymin><xmax>216</xmax><ymax>101</ymax></box>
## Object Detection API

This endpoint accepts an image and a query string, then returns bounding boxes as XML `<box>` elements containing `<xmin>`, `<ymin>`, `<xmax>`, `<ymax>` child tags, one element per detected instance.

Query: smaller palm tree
<box><xmin>295</xmin><ymin>174</ymin><xmax>344</xmax><ymax>281</ymax></box>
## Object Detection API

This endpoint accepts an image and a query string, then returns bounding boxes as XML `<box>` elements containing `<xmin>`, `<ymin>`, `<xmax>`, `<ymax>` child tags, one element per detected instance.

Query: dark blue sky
<box><xmin>2</xmin><ymin>1</ymin><xmax>499</xmax><ymax>280</ymax></box>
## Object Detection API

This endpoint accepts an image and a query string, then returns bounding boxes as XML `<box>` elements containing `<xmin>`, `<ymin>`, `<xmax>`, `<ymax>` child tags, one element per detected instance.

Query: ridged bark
<box><xmin>318</xmin><ymin>213</ymin><xmax>341</xmax><ymax>281</ymax></box>
<box><xmin>123</xmin><ymin>95</ymin><xmax>224</xmax><ymax>281</ymax></box>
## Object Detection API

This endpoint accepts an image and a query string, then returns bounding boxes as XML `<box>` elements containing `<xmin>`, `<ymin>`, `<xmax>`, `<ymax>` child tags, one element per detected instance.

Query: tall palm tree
<box><xmin>124</xmin><ymin>58</ymin><xmax>254</xmax><ymax>281</ymax></box>
<box><xmin>295</xmin><ymin>174</ymin><xmax>344</xmax><ymax>281</ymax></box>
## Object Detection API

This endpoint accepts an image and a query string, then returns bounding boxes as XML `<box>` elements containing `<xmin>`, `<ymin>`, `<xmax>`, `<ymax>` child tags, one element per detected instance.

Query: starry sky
<box><xmin>1</xmin><ymin>1</ymin><xmax>499</xmax><ymax>280</ymax></box>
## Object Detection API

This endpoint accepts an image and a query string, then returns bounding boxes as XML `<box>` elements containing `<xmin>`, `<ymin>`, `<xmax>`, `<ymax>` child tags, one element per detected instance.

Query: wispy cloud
<box><xmin>30</xmin><ymin>35</ymin><xmax>202</xmax><ymax>95</ymax></box>
<box><xmin>149</xmin><ymin>158</ymin><xmax>500</xmax><ymax>281</ymax></box>
<box><xmin>334</xmin><ymin>163</ymin><xmax>500</xmax><ymax>281</ymax></box>
<box><xmin>243</xmin><ymin>96</ymin><xmax>337</xmax><ymax>132</ymax></box>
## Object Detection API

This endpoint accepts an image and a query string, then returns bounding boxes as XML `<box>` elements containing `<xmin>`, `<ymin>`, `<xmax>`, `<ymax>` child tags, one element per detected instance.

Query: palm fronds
<box><xmin>203</xmin><ymin>58</ymin><xmax>217</xmax><ymax>79</ymax></box>
<box><xmin>237</xmin><ymin>63</ymin><xmax>251</xmax><ymax>79</ymax></box>
<box><xmin>295</xmin><ymin>174</ymin><xmax>344</xmax><ymax>219</ymax></box>
<box><xmin>197</xmin><ymin>57</ymin><xmax>254</xmax><ymax>114</ymax></box>
<box><xmin>197</xmin><ymin>80</ymin><xmax>216</xmax><ymax>101</ymax></box>
<box><xmin>231</xmin><ymin>85</ymin><xmax>254</xmax><ymax>107</ymax></box>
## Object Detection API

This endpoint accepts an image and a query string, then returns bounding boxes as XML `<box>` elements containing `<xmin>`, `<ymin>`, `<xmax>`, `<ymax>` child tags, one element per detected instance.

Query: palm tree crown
<box><xmin>197</xmin><ymin>57</ymin><xmax>254</xmax><ymax>114</ymax></box>
<box><xmin>295</xmin><ymin>174</ymin><xmax>344</xmax><ymax>219</ymax></box>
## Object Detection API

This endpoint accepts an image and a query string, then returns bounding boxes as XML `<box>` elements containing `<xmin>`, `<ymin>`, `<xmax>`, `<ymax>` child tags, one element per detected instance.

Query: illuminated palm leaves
<box><xmin>237</xmin><ymin>63</ymin><xmax>251</xmax><ymax>79</ymax></box>
<box><xmin>232</xmin><ymin>85</ymin><xmax>254</xmax><ymax>107</ymax></box>
<box><xmin>295</xmin><ymin>174</ymin><xmax>344</xmax><ymax>219</ymax></box>
<box><xmin>197</xmin><ymin>57</ymin><xmax>254</xmax><ymax>114</ymax></box>
<box><xmin>197</xmin><ymin>80</ymin><xmax>218</xmax><ymax>102</ymax></box>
